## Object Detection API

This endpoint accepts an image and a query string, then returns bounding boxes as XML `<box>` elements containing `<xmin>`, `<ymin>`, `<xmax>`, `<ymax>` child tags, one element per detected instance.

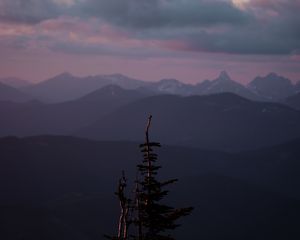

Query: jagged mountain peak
<box><xmin>107</xmin><ymin>73</ymin><xmax>129</xmax><ymax>79</ymax></box>
<box><xmin>159</xmin><ymin>78</ymin><xmax>181</xmax><ymax>84</ymax></box>
<box><xmin>251</xmin><ymin>72</ymin><xmax>292</xmax><ymax>84</ymax></box>
<box><xmin>217</xmin><ymin>71</ymin><xmax>231</xmax><ymax>81</ymax></box>
<box><xmin>57</xmin><ymin>72</ymin><xmax>74</xmax><ymax>78</ymax></box>
<box><xmin>76</xmin><ymin>84</ymin><xmax>147</xmax><ymax>104</ymax></box>
<box><xmin>266</xmin><ymin>72</ymin><xmax>279</xmax><ymax>78</ymax></box>
<box><xmin>248</xmin><ymin>72</ymin><xmax>295</xmax><ymax>100</ymax></box>
<box><xmin>157</xmin><ymin>78</ymin><xmax>184</xmax><ymax>88</ymax></box>
<box><xmin>43</xmin><ymin>72</ymin><xmax>77</xmax><ymax>83</ymax></box>
<box><xmin>193</xmin><ymin>71</ymin><xmax>262</xmax><ymax>101</ymax></box>
<box><xmin>144</xmin><ymin>78</ymin><xmax>194</xmax><ymax>95</ymax></box>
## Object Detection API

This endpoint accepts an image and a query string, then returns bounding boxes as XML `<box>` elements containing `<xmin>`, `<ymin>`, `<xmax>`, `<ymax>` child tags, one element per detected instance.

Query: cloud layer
<box><xmin>0</xmin><ymin>0</ymin><xmax>61</xmax><ymax>24</ymax></box>
<box><xmin>1</xmin><ymin>0</ymin><xmax>299</xmax><ymax>55</ymax></box>
<box><xmin>0</xmin><ymin>0</ymin><xmax>299</xmax><ymax>82</ymax></box>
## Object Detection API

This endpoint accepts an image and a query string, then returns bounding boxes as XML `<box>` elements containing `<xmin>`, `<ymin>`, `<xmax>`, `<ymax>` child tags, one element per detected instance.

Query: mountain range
<box><xmin>21</xmin><ymin>72</ymin><xmax>149</xmax><ymax>103</ymax></box>
<box><xmin>78</xmin><ymin>93</ymin><xmax>300</xmax><ymax>151</ymax></box>
<box><xmin>193</xmin><ymin>71</ymin><xmax>263</xmax><ymax>101</ymax></box>
<box><xmin>1</xmin><ymin>71</ymin><xmax>299</xmax><ymax>103</ymax></box>
<box><xmin>1</xmin><ymin>71</ymin><xmax>300</xmax><ymax>239</ymax></box>
<box><xmin>0</xmin><ymin>85</ymin><xmax>147</xmax><ymax>136</ymax></box>
<box><xmin>1</xmin><ymin>71</ymin><xmax>300</xmax><ymax>152</ymax></box>
<box><xmin>1</xmin><ymin>85</ymin><xmax>300</xmax><ymax>151</ymax></box>
<box><xmin>248</xmin><ymin>72</ymin><xmax>296</xmax><ymax>100</ymax></box>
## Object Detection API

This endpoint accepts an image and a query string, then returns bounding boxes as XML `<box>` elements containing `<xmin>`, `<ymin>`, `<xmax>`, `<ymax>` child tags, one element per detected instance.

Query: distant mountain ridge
<box><xmin>193</xmin><ymin>71</ymin><xmax>263</xmax><ymax>101</ymax></box>
<box><xmin>248</xmin><ymin>72</ymin><xmax>296</xmax><ymax>100</ymax></box>
<box><xmin>151</xmin><ymin>71</ymin><xmax>298</xmax><ymax>101</ymax></box>
<box><xmin>22</xmin><ymin>72</ymin><xmax>149</xmax><ymax>103</ymax></box>
<box><xmin>78</xmin><ymin>92</ymin><xmax>300</xmax><ymax>151</ymax></box>
<box><xmin>0</xmin><ymin>82</ymin><xmax>33</xmax><ymax>102</ymax></box>
<box><xmin>0</xmin><ymin>84</ymin><xmax>148</xmax><ymax>136</ymax></box>
<box><xmin>1</xmin><ymin>83</ymin><xmax>300</xmax><ymax>151</ymax></box>
<box><xmin>141</xmin><ymin>78</ymin><xmax>195</xmax><ymax>95</ymax></box>
<box><xmin>12</xmin><ymin>71</ymin><xmax>299</xmax><ymax>103</ymax></box>
<box><xmin>0</xmin><ymin>77</ymin><xmax>31</xmax><ymax>88</ymax></box>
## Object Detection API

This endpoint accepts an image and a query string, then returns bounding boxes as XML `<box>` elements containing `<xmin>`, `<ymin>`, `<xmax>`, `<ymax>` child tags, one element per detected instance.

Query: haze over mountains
<box><xmin>1</xmin><ymin>71</ymin><xmax>300</xmax><ymax>239</ymax></box>
<box><xmin>1</xmin><ymin>71</ymin><xmax>300</xmax><ymax>151</ymax></box>
<box><xmin>1</xmin><ymin>71</ymin><xmax>299</xmax><ymax>103</ymax></box>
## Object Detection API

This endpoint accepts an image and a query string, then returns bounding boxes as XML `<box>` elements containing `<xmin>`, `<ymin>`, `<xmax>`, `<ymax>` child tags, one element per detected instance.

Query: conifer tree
<box><xmin>134</xmin><ymin>115</ymin><xmax>193</xmax><ymax>240</ymax></box>
<box><xmin>107</xmin><ymin>115</ymin><xmax>193</xmax><ymax>240</ymax></box>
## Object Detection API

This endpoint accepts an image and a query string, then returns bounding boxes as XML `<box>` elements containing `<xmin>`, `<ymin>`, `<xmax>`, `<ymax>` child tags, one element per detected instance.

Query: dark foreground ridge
<box><xmin>1</xmin><ymin>135</ymin><xmax>300</xmax><ymax>240</ymax></box>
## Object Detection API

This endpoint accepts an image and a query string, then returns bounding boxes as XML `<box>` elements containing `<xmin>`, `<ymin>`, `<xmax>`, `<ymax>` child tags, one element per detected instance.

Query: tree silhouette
<box><xmin>106</xmin><ymin>115</ymin><xmax>193</xmax><ymax>240</ymax></box>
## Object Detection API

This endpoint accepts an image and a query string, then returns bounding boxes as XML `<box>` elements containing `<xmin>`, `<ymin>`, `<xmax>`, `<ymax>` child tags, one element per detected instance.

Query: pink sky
<box><xmin>0</xmin><ymin>0</ymin><xmax>299</xmax><ymax>84</ymax></box>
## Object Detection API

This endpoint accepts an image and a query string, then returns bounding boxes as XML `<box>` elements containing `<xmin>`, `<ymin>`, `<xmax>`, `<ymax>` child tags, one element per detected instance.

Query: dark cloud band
<box><xmin>0</xmin><ymin>0</ymin><xmax>61</xmax><ymax>24</ymax></box>
<box><xmin>75</xmin><ymin>0</ymin><xmax>251</xmax><ymax>29</ymax></box>
<box><xmin>0</xmin><ymin>0</ymin><xmax>299</xmax><ymax>55</ymax></box>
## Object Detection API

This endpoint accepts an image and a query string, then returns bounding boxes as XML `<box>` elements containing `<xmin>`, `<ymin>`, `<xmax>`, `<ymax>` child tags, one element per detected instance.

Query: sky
<box><xmin>0</xmin><ymin>0</ymin><xmax>299</xmax><ymax>84</ymax></box>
